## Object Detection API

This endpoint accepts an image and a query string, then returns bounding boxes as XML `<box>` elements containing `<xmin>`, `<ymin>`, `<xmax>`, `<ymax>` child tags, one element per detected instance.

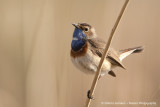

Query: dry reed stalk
<box><xmin>85</xmin><ymin>0</ymin><xmax>130</xmax><ymax>107</ymax></box>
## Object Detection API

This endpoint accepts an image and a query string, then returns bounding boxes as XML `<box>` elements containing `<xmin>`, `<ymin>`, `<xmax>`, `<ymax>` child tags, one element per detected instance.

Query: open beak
<box><xmin>72</xmin><ymin>23</ymin><xmax>79</xmax><ymax>28</ymax></box>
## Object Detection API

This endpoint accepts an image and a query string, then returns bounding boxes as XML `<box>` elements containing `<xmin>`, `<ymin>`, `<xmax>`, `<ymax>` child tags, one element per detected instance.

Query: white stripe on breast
<box><xmin>72</xmin><ymin>37</ymin><xmax>78</xmax><ymax>41</ymax></box>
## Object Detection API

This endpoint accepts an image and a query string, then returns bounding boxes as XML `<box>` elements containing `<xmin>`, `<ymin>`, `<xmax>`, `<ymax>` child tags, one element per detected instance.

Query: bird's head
<box><xmin>72</xmin><ymin>23</ymin><xmax>96</xmax><ymax>39</ymax></box>
<box><xmin>71</xmin><ymin>23</ymin><xmax>96</xmax><ymax>51</ymax></box>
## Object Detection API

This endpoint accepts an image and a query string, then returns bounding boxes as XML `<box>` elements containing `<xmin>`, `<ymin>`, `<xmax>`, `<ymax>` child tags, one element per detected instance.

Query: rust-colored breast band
<box><xmin>70</xmin><ymin>43</ymin><xmax>88</xmax><ymax>58</ymax></box>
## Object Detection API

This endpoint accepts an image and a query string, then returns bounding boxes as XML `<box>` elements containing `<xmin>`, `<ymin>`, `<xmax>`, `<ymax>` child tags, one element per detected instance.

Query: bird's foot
<box><xmin>87</xmin><ymin>90</ymin><xmax>94</xmax><ymax>100</ymax></box>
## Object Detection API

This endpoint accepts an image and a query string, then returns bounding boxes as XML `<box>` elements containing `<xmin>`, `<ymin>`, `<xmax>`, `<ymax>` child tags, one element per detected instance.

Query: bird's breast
<box><xmin>71</xmin><ymin>47</ymin><xmax>112</xmax><ymax>74</ymax></box>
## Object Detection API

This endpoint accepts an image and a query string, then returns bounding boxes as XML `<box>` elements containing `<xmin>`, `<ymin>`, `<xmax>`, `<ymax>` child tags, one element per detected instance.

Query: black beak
<box><xmin>72</xmin><ymin>23</ymin><xmax>79</xmax><ymax>28</ymax></box>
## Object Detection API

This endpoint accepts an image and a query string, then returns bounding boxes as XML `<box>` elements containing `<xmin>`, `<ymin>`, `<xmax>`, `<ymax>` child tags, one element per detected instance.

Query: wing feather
<box><xmin>88</xmin><ymin>38</ymin><xmax>125</xmax><ymax>69</ymax></box>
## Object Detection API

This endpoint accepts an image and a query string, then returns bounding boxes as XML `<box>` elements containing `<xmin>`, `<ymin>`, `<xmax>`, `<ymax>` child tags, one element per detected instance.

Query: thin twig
<box><xmin>85</xmin><ymin>0</ymin><xmax>130</xmax><ymax>107</ymax></box>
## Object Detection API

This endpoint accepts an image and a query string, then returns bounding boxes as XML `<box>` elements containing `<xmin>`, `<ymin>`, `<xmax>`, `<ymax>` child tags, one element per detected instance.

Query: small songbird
<box><xmin>70</xmin><ymin>23</ymin><xmax>143</xmax><ymax>77</ymax></box>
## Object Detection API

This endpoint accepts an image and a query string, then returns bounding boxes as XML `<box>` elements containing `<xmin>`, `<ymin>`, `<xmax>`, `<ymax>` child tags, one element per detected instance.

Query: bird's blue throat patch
<box><xmin>71</xmin><ymin>28</ymin><xmax>87</xmax><ymax>51</ymax></box>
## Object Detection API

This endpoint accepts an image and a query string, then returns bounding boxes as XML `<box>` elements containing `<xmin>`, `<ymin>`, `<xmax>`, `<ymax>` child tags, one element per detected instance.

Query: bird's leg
<box><xmin>87</xmin><ymin>75</ymin><xmax>102</xmax><ymax>99</ymax></box>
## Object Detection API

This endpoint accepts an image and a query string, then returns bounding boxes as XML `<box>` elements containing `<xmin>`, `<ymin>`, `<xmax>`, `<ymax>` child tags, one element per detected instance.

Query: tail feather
<box><xmin>119</xmin><ymin>46</ymin><xmax>144</xmax><ymax>61</ymax></box>
<box><xmin>131</xmin><ymin>46</ymin><xmax>144</xmax><ymax>53</ymax></box>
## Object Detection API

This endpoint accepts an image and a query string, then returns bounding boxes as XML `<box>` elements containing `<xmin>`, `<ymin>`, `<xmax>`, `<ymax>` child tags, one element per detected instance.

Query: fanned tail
<box><xmin>119</xmin><ymin>46</ymin><xmax>144</xmax><ymax>61</ymax></box>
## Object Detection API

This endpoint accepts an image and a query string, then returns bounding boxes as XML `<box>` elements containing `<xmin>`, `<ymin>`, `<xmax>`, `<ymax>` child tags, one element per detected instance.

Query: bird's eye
<box><xmin>84</xmin><ymin>28</ymin><xmax>89</xmax><ymax>32</ymax></box>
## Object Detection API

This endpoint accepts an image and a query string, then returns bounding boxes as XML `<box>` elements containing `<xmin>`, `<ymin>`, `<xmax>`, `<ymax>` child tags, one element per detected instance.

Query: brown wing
<box><xmin>88</xmin><ymin>38</ymin><xmax>125</xmax><ymax>69</ymax></box>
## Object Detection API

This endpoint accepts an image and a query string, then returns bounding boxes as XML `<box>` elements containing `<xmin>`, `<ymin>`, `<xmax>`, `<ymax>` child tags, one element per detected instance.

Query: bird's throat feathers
<box><xmin>71</xmin><ymin>28</ymin><xmax>87</xmax><ymax>52</ymax></box>
<box><xmin>71</xmin><ymin>28</ymin><xmax>88</xmax><ymax>58</ymax></box>
<box><xmin>70</xmin><ymin>42</ymin><xmax>88</xmax><ymax>58</ymax></box>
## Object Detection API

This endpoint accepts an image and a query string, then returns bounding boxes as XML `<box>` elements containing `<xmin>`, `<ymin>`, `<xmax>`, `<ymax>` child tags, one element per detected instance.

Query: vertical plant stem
<box><xmin>85</xmin><ymin>0</ymin><xmax>130</xmax><ymax>107</ymax></box>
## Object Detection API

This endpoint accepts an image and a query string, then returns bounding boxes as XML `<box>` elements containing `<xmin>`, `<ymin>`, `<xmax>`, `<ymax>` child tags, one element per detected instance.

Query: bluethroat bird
<box><xmin>70</xmin><ymin>23</ymin><xmax>144</xmax><ymax>77</ymax></box>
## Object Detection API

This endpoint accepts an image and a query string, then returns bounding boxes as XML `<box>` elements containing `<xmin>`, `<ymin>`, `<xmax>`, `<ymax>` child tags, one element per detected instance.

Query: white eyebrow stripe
<box><xmin>73</xmin><ymin>37</ymin><xmax>78</xmax><ymax>40</ymax></box>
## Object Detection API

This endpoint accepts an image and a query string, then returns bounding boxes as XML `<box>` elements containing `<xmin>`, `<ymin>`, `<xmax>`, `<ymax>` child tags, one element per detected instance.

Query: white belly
<box><xmin>71</xmin><ymin>50</ymin><xmax>111</xmax><ymax>75</ymax></box>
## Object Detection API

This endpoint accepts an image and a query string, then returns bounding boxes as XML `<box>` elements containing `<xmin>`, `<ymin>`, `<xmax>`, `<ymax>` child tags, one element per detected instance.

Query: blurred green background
<box><xmin>0</xmin><ymin>0</ymin><xmax>159</xmax><ymax>107</ymax></box>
